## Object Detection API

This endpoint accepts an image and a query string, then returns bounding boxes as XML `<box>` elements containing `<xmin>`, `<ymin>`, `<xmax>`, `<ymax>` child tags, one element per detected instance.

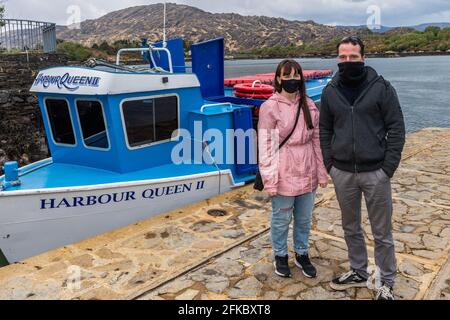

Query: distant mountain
<box><xmin>56</xmin><ymin>3</ymin><xmax>364</xmax><ymax>52</ymax></box>
<box><xmin>412</xmin><ymin>23</ymin><xmax>450</xmax><ymax>31</ymax></box>
<box><xmin>338</xmin><ymin>22</ymin><xmax>450</xmax><ymax>33</ymax></box>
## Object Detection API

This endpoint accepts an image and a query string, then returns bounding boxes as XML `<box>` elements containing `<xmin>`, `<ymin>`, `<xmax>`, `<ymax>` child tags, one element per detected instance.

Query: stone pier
<box><xmin>0</xmin><ymin>128</ymin><xmax>449</xmax><ymax>300</ymax></box>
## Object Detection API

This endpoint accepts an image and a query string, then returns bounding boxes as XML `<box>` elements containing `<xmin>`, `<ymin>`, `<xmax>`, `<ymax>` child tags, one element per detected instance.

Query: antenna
<box><xmin>163</xmin><ymin>2</ymin><xmax>167</xmax><ymax>48</ymax></box>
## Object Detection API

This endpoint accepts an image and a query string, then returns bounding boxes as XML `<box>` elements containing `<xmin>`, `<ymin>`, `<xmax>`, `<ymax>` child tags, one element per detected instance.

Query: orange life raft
<box><xmin>224</xmin><ymin>70</ymin><xmax>333</xmax><ymax>87</ymax></box>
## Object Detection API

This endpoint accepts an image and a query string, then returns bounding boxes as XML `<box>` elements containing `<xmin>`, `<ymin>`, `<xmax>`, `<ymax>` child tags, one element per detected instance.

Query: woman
<box><xmin>258</xmin><ymin>59</ymin><xmax>328</xmax><ymax>278</ymax></box>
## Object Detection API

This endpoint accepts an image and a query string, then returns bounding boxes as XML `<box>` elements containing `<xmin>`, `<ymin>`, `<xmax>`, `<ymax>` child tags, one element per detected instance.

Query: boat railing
<box><xmin>200</xmin><ymin>103</ymin><xmax>233</xmax><ymax>113</ymax></box>
<box><xmin>116</xmin><ymin>47</ymin><xmax>174</xmax><ymax>73</ymax></box>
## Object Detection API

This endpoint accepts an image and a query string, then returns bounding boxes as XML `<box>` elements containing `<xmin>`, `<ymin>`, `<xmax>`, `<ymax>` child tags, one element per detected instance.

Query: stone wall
<box><xmin>0</xmin><ymin>53</ymin><xmax>68</xmax><ymax>173</ymax></box>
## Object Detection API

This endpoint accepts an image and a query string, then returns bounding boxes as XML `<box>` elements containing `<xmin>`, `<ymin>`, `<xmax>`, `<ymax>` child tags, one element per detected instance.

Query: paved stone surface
<box><xmin>0</xmin><ymin>128</ymin><xmax>449</xmax><ymax>300</ymax></box>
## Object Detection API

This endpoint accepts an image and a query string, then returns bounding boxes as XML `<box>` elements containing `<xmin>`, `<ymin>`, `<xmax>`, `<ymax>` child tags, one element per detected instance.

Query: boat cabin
<box><xmin>22</xmin><ymin>38</ymin><xmax>257</xmax><ymax>188</ymax></box>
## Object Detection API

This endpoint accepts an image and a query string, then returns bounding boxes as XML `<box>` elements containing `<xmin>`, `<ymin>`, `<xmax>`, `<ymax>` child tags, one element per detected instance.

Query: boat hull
<box><xmin>0</xmin><ymin>171</ymin><xmax>234</xmax><ymax>263</ymax></box>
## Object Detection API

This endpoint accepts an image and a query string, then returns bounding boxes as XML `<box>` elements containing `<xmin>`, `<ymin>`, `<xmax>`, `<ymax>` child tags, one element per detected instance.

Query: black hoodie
<box><xmin>319</xmin><ymin>66</ymin><xmax>406</xmax><ymax>178</ymax></box>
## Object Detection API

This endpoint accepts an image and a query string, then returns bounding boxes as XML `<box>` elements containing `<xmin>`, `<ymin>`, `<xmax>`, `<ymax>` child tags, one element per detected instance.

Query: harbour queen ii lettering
<box><xmin>34</xmin><ymin>72</ymin><xmax>101</xmax><ymax>91</ymax></box>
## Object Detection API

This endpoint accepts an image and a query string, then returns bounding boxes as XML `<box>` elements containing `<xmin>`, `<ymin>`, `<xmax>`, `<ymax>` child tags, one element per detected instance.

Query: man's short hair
<box><xmin>337</xmin><ymin>36</ymin><xmax>365</xmax><ymax>56</ymax></box>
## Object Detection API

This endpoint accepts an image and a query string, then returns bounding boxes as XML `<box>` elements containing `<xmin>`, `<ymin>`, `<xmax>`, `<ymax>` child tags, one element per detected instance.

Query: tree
<box><xmin>57</xmin><ymin>41</ymin><xmax>92</xmax><ymax>61</ymax></box>
<box><xmin>424</xmin><ymin>26</ymin><xmax>440</xmax><ymax>37</ymax></box>
<box><xmin>0</xmin><ymin>6</ymin><xmax>5</xmax><ymax>28</ymax></box>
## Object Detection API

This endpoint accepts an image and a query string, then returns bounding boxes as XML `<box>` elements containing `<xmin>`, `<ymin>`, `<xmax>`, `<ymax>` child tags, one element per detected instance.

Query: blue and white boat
<box><xmin>0</xmin><ymin>37</ymin><xmax>331</xmax><ymax>264</ymax></box>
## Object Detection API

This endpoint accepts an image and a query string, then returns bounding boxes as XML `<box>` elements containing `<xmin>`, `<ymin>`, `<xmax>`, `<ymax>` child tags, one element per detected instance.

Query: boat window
<box><xmin>76</xmin><ymin>100</ymin><xmax>109</xmax><ymax>150</ymax></box>
<box><xmin>122</xmin><ymin>95</ymin><xmax>178</xmax><ymax>148</ymax></box>
<box><xmin>45</xmin><ymin>99</ymin><xmax>76</xmax><ymax>145</ymax></box>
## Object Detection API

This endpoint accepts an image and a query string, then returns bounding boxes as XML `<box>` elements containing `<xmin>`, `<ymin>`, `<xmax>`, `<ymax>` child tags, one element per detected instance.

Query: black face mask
<box><xmin>338</xmin><ymin>61</ymin><xmax>367</xmax><ymax>86</ymax></box>
<box><xmin>281</xmin><ymin>79</ymin><xmax>301</xmax><ymax>93</ymax></box>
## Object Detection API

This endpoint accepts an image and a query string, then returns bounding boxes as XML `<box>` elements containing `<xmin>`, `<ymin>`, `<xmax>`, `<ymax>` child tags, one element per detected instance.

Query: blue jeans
<box><xmin>271</xmin><ymin>191</ymin><xmax>316</xmax><ymax>257</ymax></box>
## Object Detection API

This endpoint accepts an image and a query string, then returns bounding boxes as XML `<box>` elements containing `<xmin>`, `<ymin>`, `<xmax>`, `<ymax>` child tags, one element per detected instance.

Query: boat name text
<box><xmin>34</xmin><ymin>73</ymin><xmax>101</xmax><ymax>91</ymax></box>
<box><xmin>39</xmin><ymin>181</ymin><xmax>206</xmax><ymax>210</ymax></box>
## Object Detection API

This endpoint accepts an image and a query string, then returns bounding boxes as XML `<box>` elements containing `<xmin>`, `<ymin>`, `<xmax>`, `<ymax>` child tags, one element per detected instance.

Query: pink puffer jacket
<box><xmin>258</xmin><ymin>92</ymin><xmax>328</xmax><ymax>196</ymax></box>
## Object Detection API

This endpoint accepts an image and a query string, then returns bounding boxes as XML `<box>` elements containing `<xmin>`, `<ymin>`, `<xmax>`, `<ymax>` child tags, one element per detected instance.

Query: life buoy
<box><xmin>233</xmin><ymin>81</ymin><xmax>275</xmax><ymax>100</ymax></box>
<box><xmin>234</xmin><ymin>83</ymin><xmax>274</xmax><ymax>94</ymax></box>
<box><xmin>234</xmin><ymin>91</ymin><xmax>273</xmax><ymax>99</ymax></box>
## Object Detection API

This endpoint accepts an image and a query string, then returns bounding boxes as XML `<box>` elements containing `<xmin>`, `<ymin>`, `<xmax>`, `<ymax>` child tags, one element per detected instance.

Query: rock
<box><xmin>127</xmin><ymin>269</ymin><xmax>158</xmax><ymax>287</ymax></box>
<box><xmin>394</xmin><ymin>233</ymin><xmax>423</xmax><ymax>249</ymax></box>
<box><xmin>315</xmin><ymin>241</ymin><xmax>330</xmax><ymax>253</ymax></box>
<box><xmin>0</xmin><ymin>276</ymin><xmax>35</xmax><ymax>300</ymax></box>
<box><xmin>175</xmin><ymin>289</ymin><xmax>199</xmax><ymax>300</ymax></box>
<box><xmin>264</xmin><ymin>272</ymin><xmax>292</xmax><ymax>290</ymax></box>
<box><xmin>281</xmin><ymin>283</ymin><xmax>308</xmax><ymax>296</ymax></box>
<box><xmin>158</xmin><ymin>279</ymin><xmax>195</xmax><ymax>295</ymax></box>
<box><xmin>69</xmin><ymin>254</ymin><xmax>94</xmax><ymax>268</ymax></box>
<box><xmin>440</xmin><ymin>228</ymin><xmax>450</xmax><ymax>239</ymax></box>
<box><xmin>188</xmin><ymin>268</ymin><xmax>218</xmax><ymax>282</ymax></box>
<box><xmin>400</xmin><ymin>225</ymin><xmax>417</xmax><ymax>233</ymax></box>
<box><xmin>298</xmin><ymin>286</ymin><xmax>346</xmax><ymax>300</ymax></box>
<box><xmin>252</xmin><ymin>263</ymin><xmax>272</xmax><ymax>282</ymax></box>
<box><xmin>263</xmin><ymin>291</ymin><xmax>280</xmax><ymax>300</ymax></box>
<box><xmin>12</xmin><ymin>96</ymin><xmax>24</xmax><ymax>103</ymax></box>
<box><xmin>399</xmin><ymin>261</ymin><xmax>424</xmax><ymax>277</ymax></box>
<box><xmin>332</xmin><ymin>225</ymin><xmax>345</xmax><ymax>238</ymax></box>
<box><xmin>429</xmin><ymin>226</ymin><xmax>443</xmax><ymax>236</ymax></box>
<box><xmin>320</xmin><ymin>246</ymin><xmax>348</xmax><ymax>261</ymax></box>
<box><xmin>0</xmin><ymin>91</ymin><xmax>8</xmax><ymax>104</ymax></box>
<box><xmin>412</xmin><ymin>250</ymin><xmax>443</xmax><ymax>260</ymax></box>
<box><xmin>192</xmin><ymin>240</ymin><xmax>223</xmax><ymax>250</ymax></box>
<box><xmin>316</xmin><ymin>220</ymin><xmax>333</xmax><ymax>232</ymax></box>
<box><xmin>27</xmin><ymin>96</ymin><xmax>37</xmax><ymax>103</ymax></box>
<box><xmin>422</xmin><ymin>234</ymin><xmax>448</xmax><ymax>251</ymax></box>
<box><xmin>222</xmin><ymin>229</ymin><xmax>245</xmax><ymax>239</ymax></box>
<box><xmin>301</xmin><ymin>264</ymin><xmax>334</xmax><ymax>287</ymax></box>
<box><xmin>190</xmin><ymin>220</ymin><xmax>221</xmax><ymax>232</ymax></box>
<box><xmin>228</xmin><ymin>277</ymin><xmax>263</xmax><ymax>299</ymax></box>
<box><xmin>205</xmin><ymin>276</ymin><xmax>229</xmax><ymax>294</ymax></box>
<box><xmin>329</xmin><ymin>241</ymin><xmax>349</xmax><ymax>251</ymax></box>
<box><xmin>356</xmin><ymin>288</ymin><xmax>373</xmax><ymax>300</ymax></box>
<box><xmin>309</xmin><ymin>247</ymin><xmax>320</xmax><ymax>258</ymax></box>
<box><xmin>214</xmin><ymin>259</ymin><xmax>245</xmax><ymax>278</ymax></box>
<box><xmin>394</xmin><ymin>276</ymin><xmax>419</xmax><ymax>300</ymax></box>
<box><xmin>403</xmin><ymin>190</ymin><xmax>433</xmax><ymax>202</ymax></box>
<box><xmin>250</xmin><ymin>236</ymin><xmax>271</xmax><ymax>248</ymax></box>
<box><xmin>394</xmin><ymin>240</ymin><xmax>405</xmax><ymax>253</ymax></box>
<box><xmin>77</xmin><ymin>286</ymin><xmax>122</xmax><ymax>300</ymax></box>
<box><xmin>240</xmin><ymin>248</ymin><xmax>266</xmax><ymax>264</ymax></box>
<box><xmin>417</xmin><ymin>175</ymin><xmax>435</xmax><ymax>184</ymax></box>
<box><xmin>95</xmin><ymin>248</ymin><xmax>125</xmax><ymax>260</ymax></box>
<box><xmin>33</xmin><ymin>279</ymin><xmax>61</xmax><ymax>300</ymax></box>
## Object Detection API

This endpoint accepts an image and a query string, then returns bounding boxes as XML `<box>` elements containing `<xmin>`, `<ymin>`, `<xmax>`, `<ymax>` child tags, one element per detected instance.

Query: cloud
<box><xmin>2</xmin><ymin>0</ymin><xmax>450</xmax><ymax>27</ymax></box>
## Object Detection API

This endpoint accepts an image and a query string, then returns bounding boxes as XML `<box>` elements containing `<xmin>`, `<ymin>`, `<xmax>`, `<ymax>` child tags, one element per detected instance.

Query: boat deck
<box><xmin>0</xmin><ymin>128</ymin><xmax>449</xmax><ymax>300</ymax></box>
<box><xmin>1</xmin><ymin>162</ymin><xmax>220</xmax><ymax>192</ymax></box>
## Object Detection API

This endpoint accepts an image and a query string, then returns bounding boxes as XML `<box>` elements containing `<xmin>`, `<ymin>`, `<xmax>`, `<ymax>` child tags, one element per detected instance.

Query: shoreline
<box><xmin>225</xmin><ymin>51</ymin><xmax>450</xmax><ymax>61</ymax></box>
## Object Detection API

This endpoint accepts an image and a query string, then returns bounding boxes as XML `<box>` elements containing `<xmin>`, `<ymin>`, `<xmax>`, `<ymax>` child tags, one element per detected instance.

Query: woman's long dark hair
<box><xmin>274</xmin><ymin>59</ymin><xmax>314</xmax><ymax>130</ymax></box>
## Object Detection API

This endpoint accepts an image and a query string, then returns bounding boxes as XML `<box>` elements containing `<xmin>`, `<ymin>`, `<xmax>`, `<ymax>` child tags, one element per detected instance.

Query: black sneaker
<box><xmin>273</xmin><ymin>255</ymin><xmax>291</xmax><ymax>278</ymax></box>
<box><xmin>376</xmin><ymin>283</ymin><xmax>395</xmax><ymax>300</ymax></box>
<box><xmin>294</xmin><ymin>253</ymin><xmax>317</xmax><ymax>278</ymax></box>
<box><xmin>330</xmin><ymin>270</ymin><xmax>367</xmax><ymax>291</ymax></box>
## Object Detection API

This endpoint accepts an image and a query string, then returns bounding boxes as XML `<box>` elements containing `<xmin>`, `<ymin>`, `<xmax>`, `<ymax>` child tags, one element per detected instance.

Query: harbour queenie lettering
<box><xmin>39</xmin><ymin>181</ymin><xmax>205</xmax><ymax>210</ymax></box>
<box><xmin>34</xmin><ymin>73</ymin><xmax>101</xmax><ymax>91</ymax></box>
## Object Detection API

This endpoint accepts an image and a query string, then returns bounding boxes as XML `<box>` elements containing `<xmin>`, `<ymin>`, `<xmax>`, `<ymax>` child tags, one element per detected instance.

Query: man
<box><xmin>319</xmin><ymin>36</ymin><xmax>406</xmax><ymax>300</ymax></box>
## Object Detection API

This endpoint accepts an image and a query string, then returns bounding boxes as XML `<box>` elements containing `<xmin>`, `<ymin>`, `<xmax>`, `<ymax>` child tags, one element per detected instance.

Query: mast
<box><xmin>163</xmin><ymin>2</ymin><xmax>167</xmax><ymax>48</ymax></box>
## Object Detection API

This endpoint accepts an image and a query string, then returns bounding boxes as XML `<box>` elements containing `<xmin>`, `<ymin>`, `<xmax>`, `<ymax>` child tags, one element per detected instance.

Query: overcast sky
<box><xmin>2</xmin><ymin>0</ymin><xmax>450</xmax><ymax>27</ymax></box>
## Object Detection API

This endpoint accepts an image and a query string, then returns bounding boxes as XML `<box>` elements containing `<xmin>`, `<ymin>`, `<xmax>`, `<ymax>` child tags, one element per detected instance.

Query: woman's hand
<box><xmin>266</xmin><ymin>190</ymin><xmax>278</xmax><ymax>197</ymax></box>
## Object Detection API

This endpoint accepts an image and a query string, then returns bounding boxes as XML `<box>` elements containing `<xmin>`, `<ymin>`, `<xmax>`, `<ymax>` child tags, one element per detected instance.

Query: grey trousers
<box><xmin>330</xmin><ymin>166</ymin><xmax>397</xmax><ymax>287</ymax></box>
